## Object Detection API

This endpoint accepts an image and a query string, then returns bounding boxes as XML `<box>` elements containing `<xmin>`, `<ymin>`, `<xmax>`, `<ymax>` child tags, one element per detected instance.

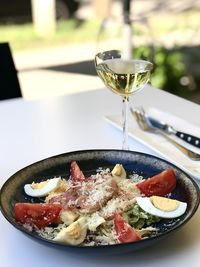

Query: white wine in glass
<box><xmin>95</xmin><ymin>50</ymin><xmax>153</xmax><ymax>150</ymax></box>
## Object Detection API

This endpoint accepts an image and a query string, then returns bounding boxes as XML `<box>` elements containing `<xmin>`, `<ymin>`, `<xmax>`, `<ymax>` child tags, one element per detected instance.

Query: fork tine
<box><xmin>135</xmin><ymin>108</ymin><xmax>149</xmax><ymax>129</ymax></box>
<box><xmin>130</xmin><ymin>107</ymin><xmax>145</xmax><ymax>119</ymax></box>
<box><xmin>130</xmin><ymin>107</ymin><xmax>149</xmax><ymax>131</ymax></box>
<box><xmin>130</xmin><ymin>108</ymin><xmax>141</xmax><ymax>123</ymax></box>
<box><xmin>130</xmin><ymin>108</ymin><xmax>140</xmax><ymax>123</ymax></box>
<box><xmin>135</xmin><ymin>107</ymin><xmax>155</xmax><ymax>131</ymax></box>
<box><xmin>139</xmin><ymin>116</ymin><xmax>149</xmax><ymax>131</ymax></box>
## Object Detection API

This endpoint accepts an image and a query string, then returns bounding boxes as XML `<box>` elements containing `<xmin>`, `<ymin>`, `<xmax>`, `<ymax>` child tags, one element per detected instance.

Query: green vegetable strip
<box><xmin>127</xmin><ymin>204</ymin><xmax>161</xmax><ymax>229</ymax></box>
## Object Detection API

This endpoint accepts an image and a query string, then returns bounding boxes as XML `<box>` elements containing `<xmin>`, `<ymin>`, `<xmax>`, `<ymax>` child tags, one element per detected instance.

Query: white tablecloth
<box><xmin>0</xmin><ymin>85</ymin><xmax>199</xmax><ymax>267</ymax></box>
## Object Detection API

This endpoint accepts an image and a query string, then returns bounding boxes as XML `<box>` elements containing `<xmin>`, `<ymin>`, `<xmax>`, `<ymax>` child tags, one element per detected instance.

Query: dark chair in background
<box><xmin>0</xmin><ymin>42</ymin><xmax>22</xmax><ymax>100</ymax></box>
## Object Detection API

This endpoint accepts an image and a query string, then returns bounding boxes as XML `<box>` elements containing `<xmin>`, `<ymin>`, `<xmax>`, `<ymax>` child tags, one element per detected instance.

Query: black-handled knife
<box><xmin>146</xmin><ymin>116</ymin><xmax>200</xmax><ymax>149</ymax></box>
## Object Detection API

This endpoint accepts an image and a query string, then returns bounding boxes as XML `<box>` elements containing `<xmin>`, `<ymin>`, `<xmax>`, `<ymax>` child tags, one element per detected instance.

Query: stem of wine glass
<box><xmin>122</xmin><ymin>96</ymin><xmax>129</xmax><ymax>150</ymax></box>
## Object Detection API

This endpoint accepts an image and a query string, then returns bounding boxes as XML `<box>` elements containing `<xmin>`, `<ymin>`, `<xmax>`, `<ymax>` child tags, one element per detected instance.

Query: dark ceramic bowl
<box><xmin>0</xmin><ymin>150</ymin><xmax>199</xmax><ymax>254</ymax></box>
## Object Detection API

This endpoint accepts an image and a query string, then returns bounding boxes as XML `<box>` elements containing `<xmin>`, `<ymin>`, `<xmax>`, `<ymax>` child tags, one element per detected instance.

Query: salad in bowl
<box><xmin>14</xmin><ymin>161</ymin><xmax>187</xmax><ymax>246</ymax></box>
<box><xmin>1</xmin><ymin>150</ymin><xmax>199</xmax><ymax>253</ymax></box>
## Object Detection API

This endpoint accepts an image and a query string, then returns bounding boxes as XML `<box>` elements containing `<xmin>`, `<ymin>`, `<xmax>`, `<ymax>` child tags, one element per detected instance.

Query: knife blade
<box><xmin>145</xmin><ymin>115</ymin><xmax>200</xmax><ymax>149</ymax></box>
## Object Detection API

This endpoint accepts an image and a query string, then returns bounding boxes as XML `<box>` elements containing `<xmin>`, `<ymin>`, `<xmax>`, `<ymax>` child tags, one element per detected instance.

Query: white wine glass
<box><xmin>95</xmin><ymin>50</ymin><xmax>153</xmax><ymax>150</ymax></box>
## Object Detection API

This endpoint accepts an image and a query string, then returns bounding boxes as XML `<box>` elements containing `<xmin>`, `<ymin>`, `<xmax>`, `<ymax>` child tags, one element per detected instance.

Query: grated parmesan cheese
<box><xmin>19</xmin><ymin>164</ymin><xmax>163</xmax><ymax>247</ymax></box>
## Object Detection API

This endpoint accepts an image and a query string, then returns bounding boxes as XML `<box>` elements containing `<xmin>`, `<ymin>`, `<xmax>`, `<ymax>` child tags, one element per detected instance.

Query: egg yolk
<box><xmin>112</xmin><ymin>164</ymin><xmax>122</xmax><ymax>176</ymax></box>
<box><xmin>150</xmin><ymin>196</ymin><xmax>179</xmax><ymax>211</ymax></box>
<box><xmin>31</xmin><ymin>181</ymin><xmax>49</xmax><ymax>189</ymax></box>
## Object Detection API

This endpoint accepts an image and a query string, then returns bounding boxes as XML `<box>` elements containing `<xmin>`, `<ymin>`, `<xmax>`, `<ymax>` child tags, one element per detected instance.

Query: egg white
<box><xmin>53</xmin><ymin>217</ymin><xmax>87</xmax><ymax>245</ymax></box>
<box><xmin>24</xmin><ymin>177</ymin><xmax>61</xmax><ymax>197</ymax></box>
<box><xmin>136</xmin><ymin>197</ymin><xmax>187</xmax><ymax>219</ymax></box>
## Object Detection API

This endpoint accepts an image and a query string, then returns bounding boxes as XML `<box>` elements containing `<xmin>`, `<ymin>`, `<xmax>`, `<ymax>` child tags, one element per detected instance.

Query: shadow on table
<box><xmin>42</xmin><ymin>60</ymin><xmax>97</xmax><ymax>76</ymax></box>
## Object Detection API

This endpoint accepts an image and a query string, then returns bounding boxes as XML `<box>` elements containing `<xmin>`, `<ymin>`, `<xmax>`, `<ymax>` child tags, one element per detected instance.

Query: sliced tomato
<box><xmin>136</xmin><ymin>168</ymin><xmax>176</xmax><ymax>197</ymax></box>
<box><xmin>14</xmin><ymin>203</ymin><xmax>62</xmax><ymax>228</ymax></box>
<box><xmin>114</xmin><ymin>213</ymin><xmax>141</xmax><ymax>243</ymax></box>
<box><xmin>70</xmin><ymin>161</ymin><xmax>85</xmax><ymax>182</ymax></box>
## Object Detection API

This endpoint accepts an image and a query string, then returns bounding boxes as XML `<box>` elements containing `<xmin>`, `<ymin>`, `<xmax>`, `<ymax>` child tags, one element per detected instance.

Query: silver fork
<box><xmin>130</xmin><ymin>107</ymin><xmax>200</xmax><ymax>161</ymax></box>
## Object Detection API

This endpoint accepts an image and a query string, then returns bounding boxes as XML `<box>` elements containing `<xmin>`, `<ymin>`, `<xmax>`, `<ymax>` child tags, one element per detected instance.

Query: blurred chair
<box><xmin>0</xmin><ymin>42</ymin><xmax>22</xmax><ymax>100</ymax></box>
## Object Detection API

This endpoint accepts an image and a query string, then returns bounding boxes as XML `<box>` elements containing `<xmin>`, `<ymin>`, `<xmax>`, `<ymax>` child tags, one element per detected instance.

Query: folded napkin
<box><xmin>106</xmin><ymin>107</ymin><xmax>200</xmax><ymax>181</ymax></box>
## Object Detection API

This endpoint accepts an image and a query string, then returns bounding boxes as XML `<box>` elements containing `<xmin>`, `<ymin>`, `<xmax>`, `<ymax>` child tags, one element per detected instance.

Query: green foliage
<box><xmin>0</xmin><ymin>19</ymin><xmax>101</xmax><ymax>51</ymax></box>
<box><xmin>133</xmin><ymin>45</ymin><xmax>198</xmax><ymax>99</ymax></box>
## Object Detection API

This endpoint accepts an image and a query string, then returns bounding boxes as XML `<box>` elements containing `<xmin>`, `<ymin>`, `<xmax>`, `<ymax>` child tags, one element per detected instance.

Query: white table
<box><xmin>0</xmin><ymin>85</ymin><xmax>200</xmax><ymax>267</ymax></box>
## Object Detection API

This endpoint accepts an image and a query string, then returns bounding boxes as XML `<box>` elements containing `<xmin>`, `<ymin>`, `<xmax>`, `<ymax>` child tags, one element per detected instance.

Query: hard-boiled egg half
<box><xmin>24</xmin><ymin>177</ymin><xmax>61</xmax><ymax>197</ymax></box>
<box><xmin>53</xmin><ymin>217</ymin><xmax>87</xmax><ymax>245</ymax></box>
<box><xmin>136</xmin><ymin>196</ymin><xmax>187</xmax><ymax>219</ymax></box>
<box><xmin>111</xmin><ymin>164</ymin><xmax>126</xmax><ymax>183</ymax></box>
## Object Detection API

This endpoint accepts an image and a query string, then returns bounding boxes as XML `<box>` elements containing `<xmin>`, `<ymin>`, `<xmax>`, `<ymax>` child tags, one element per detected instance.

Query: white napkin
<box><xmin>106</xmin><ymin>107</ymin><xmax>200</xmax><ymax>181</ymax></box>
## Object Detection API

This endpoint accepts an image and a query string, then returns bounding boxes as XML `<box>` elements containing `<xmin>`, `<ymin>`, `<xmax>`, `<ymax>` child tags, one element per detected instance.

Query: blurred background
<box><xmin>0</xmin><ymin>0</ymin><xmax>200</xmax><ymax>103</ymax></box>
